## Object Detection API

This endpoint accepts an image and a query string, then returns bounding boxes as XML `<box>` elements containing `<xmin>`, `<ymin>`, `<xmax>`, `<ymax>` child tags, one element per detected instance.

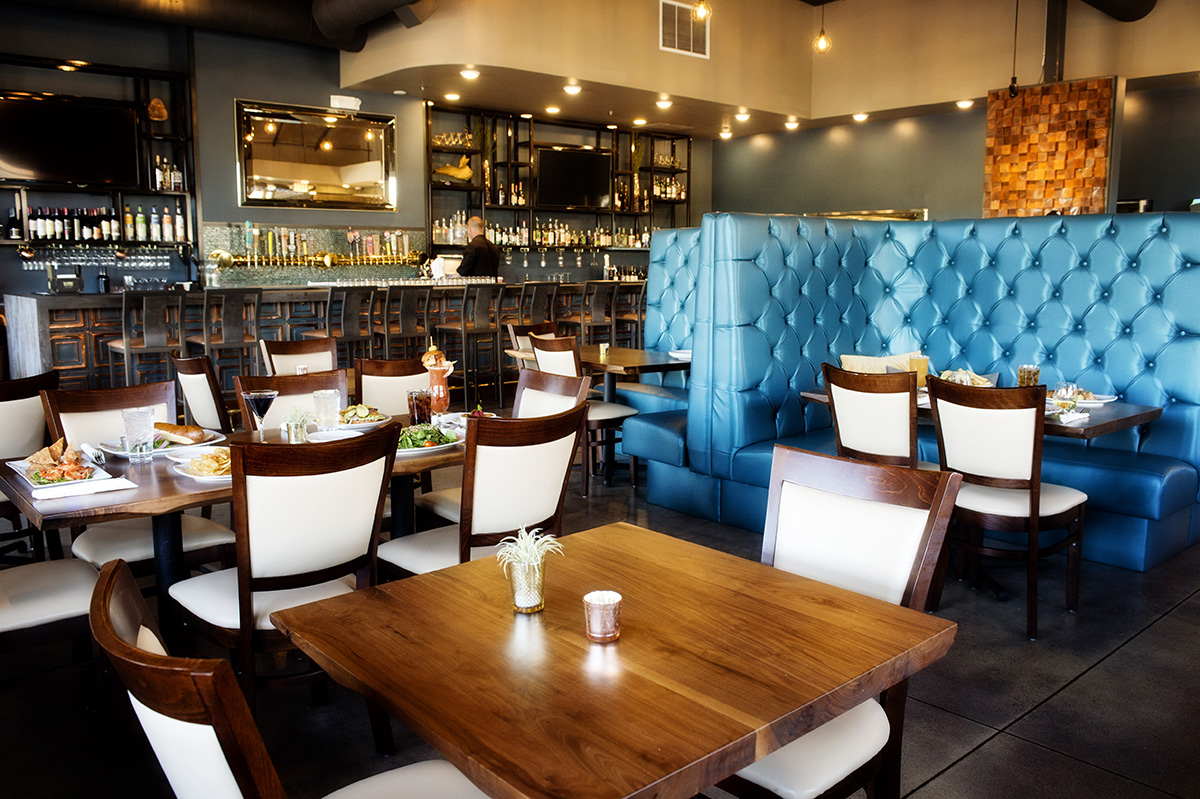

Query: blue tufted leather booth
<box><xmin>627</xmin><ymin>211</ymin><xmax>1200</xmax><ymax>571</ymax></box>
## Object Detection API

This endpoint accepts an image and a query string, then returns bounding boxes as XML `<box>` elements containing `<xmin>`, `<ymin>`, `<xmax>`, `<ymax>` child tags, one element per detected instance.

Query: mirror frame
<box><xmin>236</xmin><ymin>99</ymin><xmax>396</xmax><ymax>211</ymax></box>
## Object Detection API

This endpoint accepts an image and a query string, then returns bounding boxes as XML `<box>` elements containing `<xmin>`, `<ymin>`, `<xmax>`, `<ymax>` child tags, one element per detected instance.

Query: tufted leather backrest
<box><xmin>643</xmin><ymin>227</ymin><xmax>700</xmax><ymax>389</ymax></box>
<box><xmin>682</xmin><ymin>212</ymin><xmax>1200</xmax><ymax>488</ymax></box>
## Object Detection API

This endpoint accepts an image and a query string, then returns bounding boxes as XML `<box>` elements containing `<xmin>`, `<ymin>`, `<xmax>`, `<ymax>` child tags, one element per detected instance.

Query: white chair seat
<box><xmin>736</xmin><ymin>699</ymin><xmax>890</xmax><ymax>799</ymax></box>
<box><xmin>168</xmin><ymin>568</ymin><xmax>355</xmax><ymax>631</ymax></box>
<box><xmin>413</xmin><ymin>488</ymin><xmax>463</xmax><ymax>523</ymax></box>
<box><xmin>71</xmin><ymin>515</ymin><xmax>235</xmax><ymax>567</ymax></box>
<box><xmin>0</xmin><ymin>559</ymin><xmax>99</xmax><ymax>634</ymax></box>
<box><xmin>377</xmin><ymin>524</ymin><xmax>501</xmax><ymax>575</ymax></box>
<box><xmin>588</xmin><ymin>400</ymin><xmax>637</xmax><ymax>423</ymax></box>
<box><xmin>323</xmin><ymin>758</ymin><xmax>489</xmax><ymax>799</ymax></box>
<box><xmin>955</xmin><ymin>481</ymin><xmax>1087</xmax><ymax>518</ymax></box>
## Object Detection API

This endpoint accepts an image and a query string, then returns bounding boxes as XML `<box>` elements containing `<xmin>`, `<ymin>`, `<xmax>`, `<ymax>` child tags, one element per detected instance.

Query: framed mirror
<box><xmin>237</xmin><ymin>99</ymin><xmax>396</xmax><ymax>210</ymax></box>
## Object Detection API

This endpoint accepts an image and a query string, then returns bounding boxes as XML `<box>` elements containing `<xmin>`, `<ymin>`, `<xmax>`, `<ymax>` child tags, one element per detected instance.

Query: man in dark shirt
<box><xmin>457</xmin><ymin>215</ymin><xmax>500</xmax><ymax>277</ymax></box>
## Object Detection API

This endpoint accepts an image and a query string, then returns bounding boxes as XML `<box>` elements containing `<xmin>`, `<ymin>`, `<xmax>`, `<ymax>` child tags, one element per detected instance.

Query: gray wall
<box><xmin>1118</xmin><ymin>84</ymin><xmax>1200</xmax><ymax>213</ymax></box>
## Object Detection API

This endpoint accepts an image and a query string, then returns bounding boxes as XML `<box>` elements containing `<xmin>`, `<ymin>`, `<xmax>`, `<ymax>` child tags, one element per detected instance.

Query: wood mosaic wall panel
<box><xmin>984</xmin><ymin>77</ymin><xmax>1116</xmax><ymax>217</ymax></box>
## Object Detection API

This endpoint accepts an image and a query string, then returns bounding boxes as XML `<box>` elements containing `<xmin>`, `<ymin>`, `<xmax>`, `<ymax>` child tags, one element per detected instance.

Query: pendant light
<box><xmin>1008</xmin><ymin>0</ymin><xmax>1020</xmax><ymax>97</ymax></box>
<box><xmin>812</xmin><ymin>4</ymin><xmax>832</xmax><ymax>54</ymax></box>
<box><xmin>692</xmin><ymin>1</ymin><xmax>712</xmax><ymax>22</ymax></box>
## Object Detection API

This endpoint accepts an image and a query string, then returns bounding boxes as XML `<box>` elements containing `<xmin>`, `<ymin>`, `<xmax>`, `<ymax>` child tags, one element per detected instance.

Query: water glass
<box><xmin>583</xmin><ymin>590</ymin><xmax>622</xmax><ymax>643</ymax></box>
<box><xmin>1052</xmin><ymin>381</ymin><xmax>1078</xmax><ymax>412</ymax></box>
<box><xmin>121</xmin><ymin>407</ymin><xmax>156</xmax><ymax>463</ymax></box>
<box><xmin>313</xmin><ymin>389</ymin><xmax>341</xmax><ymax>432</ymax></box>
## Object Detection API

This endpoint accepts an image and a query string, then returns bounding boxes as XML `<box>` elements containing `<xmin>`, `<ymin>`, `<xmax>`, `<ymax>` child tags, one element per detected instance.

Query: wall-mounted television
<box><xmin>535</xmin><ymin>147</ymin><xmax>612</xmax><ymax>210</ymax></box>
<box><xmin>0</xmin><ymin>95</ymin><xmax>140</xmax><ymax>187</ymax></box>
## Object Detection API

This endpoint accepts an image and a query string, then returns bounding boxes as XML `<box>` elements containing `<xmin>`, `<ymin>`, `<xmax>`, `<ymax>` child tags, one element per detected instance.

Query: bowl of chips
<box><xmin>172</xmin><ymin>447</ymin><xmax>232</xmax><ymax>481</ymax></box>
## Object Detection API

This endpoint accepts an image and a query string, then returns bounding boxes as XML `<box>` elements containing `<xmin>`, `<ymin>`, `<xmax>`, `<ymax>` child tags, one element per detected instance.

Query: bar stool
<box><xmin>558</xmin><ymin>280</ymin><xmax>618</xmax><ymax>344</ymax></box>
<box><xmin>373</xmin><ymin>284</ymin><xmax>430</xmax><ymax>359</ymax></box>
<box><xmin>518</xmin><ymin>280</ymin><xmax>559</xmax><ymax>325</ymax></box>
<box><xmin>435</xmin><ymin>283</ymin><xmax>505</xmax><ymax>410</ymax></box>
<box><xmin>185</xmin><ymin>288</ymin><xmax>262</xmax><ymax>395</ymax></box>
<box><xmin>614</xmin><ymin>280</ymin><xmax>646</xmax><ymax>348</ymax></box>
<box><xmin>107</xmin><ymin>290</ymin><xmax>185</xmax><ymax>387</ymax></box>
<box><xmin>300</xmin><ymin>286</ymin><xmax>375</xmax><ymax>369</ymax></box>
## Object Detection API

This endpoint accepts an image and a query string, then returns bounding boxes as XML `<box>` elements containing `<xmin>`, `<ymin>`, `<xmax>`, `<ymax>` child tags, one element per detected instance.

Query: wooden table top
<box><xmin>799</xmin><ymin>390</ymin><xmax>1163</xmax><ymax>441</ymax></box>
<box><xmin>578</xmin><ymin>344</ymin><xmax>692</xmax><ymax>377</ymax></box>
<box><xmin>271</xmin><ymin>522</ymin><xmax>957</xmax><ymax>799</ymax></box>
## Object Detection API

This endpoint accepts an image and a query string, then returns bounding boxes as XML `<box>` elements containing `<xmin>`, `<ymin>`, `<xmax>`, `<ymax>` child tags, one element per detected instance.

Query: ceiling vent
<box><xmin>660</xmin><ymin>0</ymin><xmax>709</xmax><ymax>59</ymax></box>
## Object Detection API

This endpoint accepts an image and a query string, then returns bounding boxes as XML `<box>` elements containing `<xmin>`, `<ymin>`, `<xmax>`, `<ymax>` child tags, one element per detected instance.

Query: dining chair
<box><xmin>186</xmin><ymin>287</ymin><xmax>263</xmax><ymax>387</ymax></box>
<box><xmin>0</xmin><ymin>370</ymin><xmax>59</xmax><ymax>562</ymax></box>
<box><xmin>717</xmin><ymin>446</ymin><xmax>962</xmax><ymax>799</ymax></box>
<box><xmin>41</xmin><ymin>381</ymin><xmax>236</xmax><ymax>575</ymax></box>
<box><xmin>300</xmin><ymin>286</ymin><xmax>376</xmax><ymax>368</ymax></box>
<box><xmin>2</xmin><ymin>557</ymin><xmax>99</xmax><ymax>689</ymax></box>
<box><xmin>927</xmin><ymin>376</ymin><xmax>1086</xmax><ymax>640</ymax></box>
<box><xmin>233</xmin><ymin>371</ymin><xmax>348</xmax><ymax>432</ymax></box>
<box><xmin>355</xmin><ymin>357</ymin><xmax>428</xmax><ymax>418</ymax></box>
<box><xmin>107</xmin><ymin>290</ymin><xmax>186</xmax><ymax>387</ymax></box>
<box><xmin>505</xmin><ymin>322</ymin><xmax>557</xmax><ymax>369</ymax></box>
<box><xmin>373</xmin><ymin>284</ymin><xmax>430</xmax><ymax>360</ymax></box>
<box><xmin>435</xmin><ymin>283</ymin><xmax>505</xmax><ymax>410</ymax></box>
<box><xmin>167</xmin><ymin>424</ymin><xmax>400</xmax><ymax>708</ymax></box>
<box><xmin>557</xmin><ymin>280</ymin><xmax>618</xmax><ymax>344</ymax></box>
<box><xmin>172</xmin><ymin>353</ymin><xmax>236</xmax><ymax>433</ymax></box>
<box><xmin>414</xmin><ymin>369</ymin><xmax>592</xmax><ymax>525</ymax></box>
<box><xmin>531</xmin><ymin>334</ymin><xmax>637</xmax><ymax>497</ymax></box>
<box><xmin>379</xmin><ymin>404</ymin><xmax>586</xmax><ymax>576</ymax></box>
<box><xmin>91</xmin><ymin>559</ymin><xmax>489</xmax><ymax>799</ymax></box>
<box><xmin>823</xmin><ymin>363</ymin><xmax>937</xmax><ymax>470</ymax></box>
<box><xmin>258</xmin><ymin>337</ymin><xmax>338</xmax><ymax>377</ymax></box>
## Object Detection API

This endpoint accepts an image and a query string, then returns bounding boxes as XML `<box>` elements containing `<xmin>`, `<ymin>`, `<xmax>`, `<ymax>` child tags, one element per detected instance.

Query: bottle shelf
<box><xmin>431</xmin><ymin>145</ymin><xmax>480</xmax><ymax>155</ymax></box>
<box><xmin>429</xmin><ymin>182</ymin><xmax>483</xmax><ymax>192</ymax></box>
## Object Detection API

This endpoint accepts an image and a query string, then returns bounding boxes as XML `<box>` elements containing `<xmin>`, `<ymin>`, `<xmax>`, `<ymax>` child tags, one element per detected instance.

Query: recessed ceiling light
<box><xmin>719</xmin><ymin>128</ymin><xmax>732</xmax><ymax>139</ymax></box>
<box><xmin>633</xmin><ymin>118</ymin><xmax>647</xmax><ymax>126</ymax></box>
<box><xmin>324</xmin><ymin>116</ymin><xmax>338</xmax><ymax>123</ymax></box>
<box><xmin>656</xmin><ymin>99</ymin><xmax>673</xmax><ymax>109</ymax></box>
<box><xmin>264</xmin><ymin>122</ymin><xmax>277</xmax><ymax>133</ymax></box>
<box><xmin>392</xmin><ymin>89</ymin><xmax>407</xmax><ymax>95</ymax></box>
<box><xmin>321</xmin><ymin>141</ymin><xmax>333</xmax><ymax>151</ymax></box>
<box><xmin>520</xmin><ymin>113</ymin><xmax>533</xmax><ymax>119</ymax></box>
<box><xmin>606</xmin><ymin>124</ymin><xmax>618</xmax><ymax>129</ymax></box>
<box><xmin>444</xmin><ymin>93</ymin><xmax>460</xmax><ymax>101</ymax></box>
<box><xmin>546</xmin><ymin>106</ymin><xmax>560</xmax><ymax>114</ymax></box>
<box><xmin>563</xmin><ymin>85</ymin><xmax>582</xmax><ymax>95</ymax></box>
<box><xmin>735</xmin><ymin>112</ymin><xmax>750</xmax><ymax>122</ymax></box>
<box><xmin>784</xmin><ymin>120</ymin><xmax>800</xmax><ymax>130</ymax></box>
<box><xmin>57</xmin><ymin>65</ymin><xmax>77</xmax><ymax>72</ymax></box>
<box><xmin>956</xmin><ymin>99</ymin><xmax>975</xmax><ymax>109</ymax></box>
<box><xmin>852</xmin><ymin>113</ymin><xmax>868</xmax><ymax>122</ymax></box>
<box><xmin>460</xmin><ymin>69</ymin><xmax>480</xmax><ymax>79</ymax></box>
<box><xmin>342</xmin><ymin>184</ymin><xmax>350</xmax><ymax>189</ymax></box>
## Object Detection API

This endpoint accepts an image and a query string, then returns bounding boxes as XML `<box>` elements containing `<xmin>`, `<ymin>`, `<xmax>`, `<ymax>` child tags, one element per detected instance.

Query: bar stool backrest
<box><xmin>202</xmin><ymin>288</ymin><xmax>262</xmax><ymax>351</ymax></box>
<box><xmin>462</xmin><ymin>284</ymin><xmax>502</xmax><ymax>329</ymax></box>
<box><xmin>584</xmin><ymin>280</ymin><xmax>618</xmax><ymax>320</ymax></box>
<box><xmin>329</xmin><ymin>287</ymin><xmax>376</xmax><ymax>337</ymax></box>
<box><xmin>378</xmin><ymin>285</ymin><xmax>427</xmax><ymax>336</ymax></box>
<box><xmin>122</xmin><ymin>290</ymin><xmax>185</xmax><ymax>349</ymax></box>
<box><xmin>0</xmin><ymin>371</ymin><xmax>59</xmax><ymax>459</ymax></box>
<box><xmin>520</xmin><ymin>281</ymin><xmax>558</xmax><ymax>324</ymax></box>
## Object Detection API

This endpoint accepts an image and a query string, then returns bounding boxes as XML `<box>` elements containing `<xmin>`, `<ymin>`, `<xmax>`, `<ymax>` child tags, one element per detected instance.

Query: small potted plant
<box><xmin>283</xmin><ymin>406</ymin><xmax>313</xmax><ymax>444</ymax></box>
<box><xmin>496</xmin><ymin>526</ymin><xmax>563</xmax><ymax>613</ymax></box>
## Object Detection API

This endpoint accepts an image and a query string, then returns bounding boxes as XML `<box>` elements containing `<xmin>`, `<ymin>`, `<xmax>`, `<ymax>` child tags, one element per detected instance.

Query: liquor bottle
<box><xmin>6</xmin><ymin>208</ymin><xmax>20</xmax><ymax>239</ymax></box>
<box><xmin>97</xmin><ymin>266</ymin><xmax>110</xmax><ymax>294</ymax></box>
<box><xmin>135</xmin><ymin>206</ymin><xmax>147</xmax><ymax>241</ymax></box>
<box><xmin>170</xmin><ymin>161</ymin><xmax>183</xmax><ymax>192</ymax></box>
<box><xmin>174</xmin><ymin>202</ymin><xmax>185</xmax><ymax>243</ymax></box>
<box><xmin>161</xmin><ymin>206</ymin><xmax>173</xmax><ymax>243</ymax></box>
<box><xmin>124</xmin><ymin>206</ymin><xmax>135</xmax><ymax>240</ymax></box>
<box><xmin>154</xmin><ymin>155</ymin><xmax>164</xmax><ymax>190</ymax></box>
<box><xmin>149</xmin><ymin>207</ymin><xmax>161</xmax><ymax>242</ymax></box>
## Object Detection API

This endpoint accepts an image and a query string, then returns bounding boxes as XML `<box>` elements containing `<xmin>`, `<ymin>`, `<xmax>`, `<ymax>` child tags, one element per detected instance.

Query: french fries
<box><xmin>938</xmin><ymin>369</ymin><xmax>993</xmax><ymax>387</ymax></box>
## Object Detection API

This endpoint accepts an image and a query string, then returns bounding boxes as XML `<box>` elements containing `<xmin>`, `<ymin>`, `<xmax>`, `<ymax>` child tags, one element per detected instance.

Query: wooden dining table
<box><xmin>271</xmin><ymin>522</ymin><xmax>957</xmax><ymax>799</ymax></box>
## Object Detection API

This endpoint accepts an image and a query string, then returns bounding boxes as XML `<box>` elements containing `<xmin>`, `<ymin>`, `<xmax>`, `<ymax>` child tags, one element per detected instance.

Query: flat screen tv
<box><xmin>0</xmin><ymin>95</ymin><xmax>140</xmax><ymax>187</ymax></box>
<box><xmin>535</xmin><ymin>147</ymin><xmax>611</xmax><ymax>210</ymax></box>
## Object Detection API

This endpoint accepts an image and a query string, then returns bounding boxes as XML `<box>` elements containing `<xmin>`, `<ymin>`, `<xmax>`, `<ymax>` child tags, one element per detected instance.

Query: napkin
<box><xmin>1056</xmin><ymin>410</ymin><xmax>1090</xmax><ymax>424</ymax></box>
<box><xmin>668</xmin><ymin>349</ymin><xmax>692</xmax><ymax>361</ymax></box>
<box><xmin>79</xmin><ymin>443</ymin><xmax>105</xmax><ymax>465</ymax></box>
<box><xmin>32</xmin><ymin>477</ymin><xmax>138</xmax><ymax>501</ymax></box>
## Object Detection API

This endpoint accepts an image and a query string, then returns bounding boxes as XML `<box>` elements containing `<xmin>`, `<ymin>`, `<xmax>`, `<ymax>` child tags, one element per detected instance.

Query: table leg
<box><xmin>603</xmin><ymin>373</ymin><xmax>617</xmax><ymax>486</ymax></box>
<box><xmin>390</xmin><ymin>475</ymin><xmax>416</xmax><ymax>539</ymax></box>
<box><xmin>152</xmin><ymin>511</ymin><xmax>185</xmax><ymax>648</ymax></box>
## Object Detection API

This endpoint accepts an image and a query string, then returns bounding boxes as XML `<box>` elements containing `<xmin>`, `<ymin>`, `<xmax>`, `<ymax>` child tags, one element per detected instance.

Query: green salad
<box><xmin>397</xmin><ymin>424</ymin><xmax>458</xmax><ymax>450</ymax></box>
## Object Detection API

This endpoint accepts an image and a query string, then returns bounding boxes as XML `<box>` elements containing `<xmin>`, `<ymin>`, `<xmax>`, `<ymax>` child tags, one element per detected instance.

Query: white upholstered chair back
<box><xmin>828</xmin><ymin>383</ymin><xmax>912</xmax><ymax>459</ymax></box>
<box><xmin>934</xmin><ymin>400</ymin><xmax>1037</xmax><ymax>481</ymax></box>
<box><xmin>515</xmin><ymin>388</ymin><xmax>578</xmax><ymax>418</ymax></box>
<box><xmin>58</xmin><ymin>403</ymin><xmax>171</xmax><ymax>447</ymax></box>
<box><xmin>270</xmin><ymin>350</ymin><xmax>335</xmax><ymax>377</ymax></box>
<box><xmin>0</xmin><ymin>395</ymin><xmax>48</xmax><ymax>460</ymax></box>
<box><xmin>244</xmin><ymin>456</ymin><xmax>388</xmax><ymax>579</ymax></box>
<box><xmin>360</xmin><ymin>372</ymin><xmax>429</xmax><ymax>417</ymax></box>
<box><xmin>176</xmin><ymin>371</ymin><xmax>225</xmax><ymax>431</ymax></box>
<box><xmin>469</xmin><ymin>434</ymin><xmax>578</xmax><ymax>535</ymax></box>
<box><xmin>531</xmin><ymin>341</ymin><xmax>581</xmax><ymax>378</ymax></box>
<box><xmin>129</xmin><ymin>690</ymin><xmax>245</xmax><ymax>799</ymax></box>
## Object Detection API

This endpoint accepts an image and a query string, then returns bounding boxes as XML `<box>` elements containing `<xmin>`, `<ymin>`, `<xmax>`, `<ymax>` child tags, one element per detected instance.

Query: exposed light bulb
<box><xmin>324</xmin><ymin>116</ymin><xmax>338</xmax><ymax>123</ymax></box>
<box><xmin>692</xmin><ymin>1</ymin><xmax>711</xmax><ymax>22</ymax></box>
<box><xmin>520</xmin><ymin>113</ymin><xmax>533</xmax><ymax>119</ymax></box>
<box><xmin>264</xmin><ymin>122</ymin><xmax>277</xmax><ymax>133</ymax></box>
<box><xmin>321</xmin><ymin>140</ymin><xmax>333</xmax><ymax>150</ymax></box>
<box><xmin>812</xmin><ymin>5</ymin><xmax>831</xmax><ymax>54</ymax></box>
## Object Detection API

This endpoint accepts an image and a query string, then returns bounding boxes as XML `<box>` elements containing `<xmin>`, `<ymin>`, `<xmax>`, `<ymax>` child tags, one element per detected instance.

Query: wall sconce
<box><xmin>813</xmin><ymin>4</ymin><xmax>831</xmax><ymax>54</ymax></box>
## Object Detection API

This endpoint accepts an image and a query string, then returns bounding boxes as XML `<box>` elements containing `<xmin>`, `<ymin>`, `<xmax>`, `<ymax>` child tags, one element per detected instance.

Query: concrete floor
<box><xmin>3</xmin><ymin>463</ymin><xmax>1199</xmax><ymax>799</ymax></box>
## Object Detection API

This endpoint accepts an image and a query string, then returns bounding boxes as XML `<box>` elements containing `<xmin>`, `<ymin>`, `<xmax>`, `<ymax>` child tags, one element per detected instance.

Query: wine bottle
<box><xmin>52</xmin><ymin>207</ymin><xmax>64</xmax><ymax>240</ymax></box>
<box><xmin>6</xmin><ymin>208</ymin><xmax>20</xmax><ymax>239</ymax></box>
<box><xmin>174</xmin><ymin>202</ymin><xmax>185</xmax><ymax>243</ymax></box>
<box><xmin>154</xmin><ymin>155</ymin><xmax>164</xmax><ymax>190</ymax></box>
<box><xmin>124</xmin><ymin>205</ymin><xmax>135</xmax><ymax>240</ymax></box>
<box><xmin>135</xmin><ymin>206</ymin><xmax>147</xmax><ymax>241</ymax></box>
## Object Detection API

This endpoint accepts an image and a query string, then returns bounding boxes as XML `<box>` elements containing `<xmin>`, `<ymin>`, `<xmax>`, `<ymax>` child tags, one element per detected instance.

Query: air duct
<box><xmin>313</xmin><ymin>0</ymin><xmax>432</xmax><ymax>45</ymax></box>
<box><xmin>1080</xmin><ymin>0</ymin><xmax>1157</xmax><ymax>22</ymax></box>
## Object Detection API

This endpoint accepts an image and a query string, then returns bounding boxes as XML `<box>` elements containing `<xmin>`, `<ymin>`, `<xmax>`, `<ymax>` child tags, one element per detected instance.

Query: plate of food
<box><xmin>337</xmin><ymin>404</ymin><xmax>392</xmax><ymax>431</ymax></box>
<box><xmin>9</xmin><ymin>439</ymin><xmax>112</xmax><ymax>488</ymax></box>
<box><xmin>99</xmin><ymin>424</ymin><xmax>225</xmax><ymax>458</ymax></box>
<box><xmin>1076</xmin><ymin>391</ymin><xmax>1117</xmax><ymax>407</ymax></box>
<box><xmin>172</xmin><ymin>447</ymin><xmax>232</xmax><ymax>482</ymax></box>
<box><xmin>165</xmin><ymin>446</ymin><xmax>228</xmax><ymax>464</ymax></box>
<box><xmin>437</xmin><ymin>406</ymin><xmax>498</xmax><ymax>430</ymax></box>
<box><xmin>395</xmin><ymin>424</ymin><xmax>461</xmax><ymax>456</ymax></box>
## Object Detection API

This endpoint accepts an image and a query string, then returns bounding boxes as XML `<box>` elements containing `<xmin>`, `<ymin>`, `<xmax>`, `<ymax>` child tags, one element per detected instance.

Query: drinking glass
<box><xmin>1018</xmin><ymin>364</ymin><xmax>1041</xmax><ymax>387</ymax></box>
<box><xmin>583</xmin><ymin>591</ymin><xmax>622</xmax><ymax>643</ymax></box>
<box><xmin>241</xmin><ymin>389</ymin><xmax>279</xmax><ymax>442</ymax></box>
<box><xmin>1052</xmin><ymin>382</ymin><xmax>1078</xmax><ymax>413</ymax></box>
<box><xmin>409</xmin><ymin>389</ymin><xmax>432</xmax><ymax>425</ymax></box>
<box><xmin>313</xmin><ymin>389</ymin><xmax>341</xmax><ymax>432</ymax></box>
<box><xmin>909</xmin><ymin>355</ymin><xmax>930</xmax><ymax>389</ymax></box>
<box><xmin>121</xmin><ymin>407</ymin><xmax>156</xmax><ymax>463</ymax></box>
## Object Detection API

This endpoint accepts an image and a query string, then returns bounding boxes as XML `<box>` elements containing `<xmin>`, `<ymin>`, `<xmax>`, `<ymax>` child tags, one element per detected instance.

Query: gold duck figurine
<box><xmin>433</xmin><ymin>155</ymin><xmax>473</xmax><ymax>183</ymax></box>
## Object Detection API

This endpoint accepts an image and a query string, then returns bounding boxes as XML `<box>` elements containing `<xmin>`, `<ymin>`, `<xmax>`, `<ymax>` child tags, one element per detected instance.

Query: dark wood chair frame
<box><xmin>233</xmin><ymin>371</ymin><xmax>349</xmax><ymax>431</ymax></box>
<box><xmin>823</xmin><ymin>363</ymin><xmax>920</xmax><ymax>468</ymax></box>
<box><xmin>171</xmin><ymin>352</ymin><xmax>236</xmax><ymax>434</ymax></box>
<box><xmin>107</xmin><ymin>290</ymin><xmax>186</xmax><ymax>388</ymax></box>
<box><xmin>176</xmin><ymin>424</ymin><xmax>400</xmax><ymax>715</ymax></box>
<box><xmin>926</xmin><ymin>377</ymin><xmax>1084</xmax><ymax>640</ymax></box>
<box><xmin>258</xmin><ymin>336</ymin><xmax>339</xmax><ymax>377</ymax></box>
<box><xmin>717</xmin><ymin>445</ymin><xmax>961</xmax><ymax>799</ymax></box>
<box><xmin>0</xmin><ymin>370</ymin><xmax>59</xmax><ymax>563</ymax></box>
<box><xmin>510</xmin><ymin>369</ymin><xmax>592</xmax><ymax>418</ymax></box>
<box><xmin>372</xmin><ymin>284</ymin><xmax>430</xmax><ymax>360</ymax></box>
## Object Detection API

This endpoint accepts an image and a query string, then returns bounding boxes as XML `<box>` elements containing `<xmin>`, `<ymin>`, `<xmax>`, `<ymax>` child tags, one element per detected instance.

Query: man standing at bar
<box><xmin>458</xmin><ymin>215</ymin><xmax>500</xmax><ymax>278</ymax></box>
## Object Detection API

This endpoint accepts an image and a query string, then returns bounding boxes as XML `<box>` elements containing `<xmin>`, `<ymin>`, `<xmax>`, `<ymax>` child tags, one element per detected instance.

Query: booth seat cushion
<box><xmin>611</xmin><ymin>382</ymin><xmax>690</xmax><ymax>414</ymax></box>
<box><xmin>623</xmin><ymin>411</ymin><xmax>689</xmax><ymax>467</ymax></box>
<box><xmin>1040</xmin><ymin>442</ymin><xmax>1198</xmax><ymax>521</ymax></box>
<box><xmin>729</xmin><ymin>428</ymin><xmax>839</xmax><ymax>488</ymax></box>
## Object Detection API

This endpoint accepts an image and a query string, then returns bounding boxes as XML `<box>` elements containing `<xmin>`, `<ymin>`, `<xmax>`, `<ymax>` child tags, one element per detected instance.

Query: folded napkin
<box><xmin>32</xmin><ymin>477</ymin><xmax>137</xmax><ymax>501</ymax></box>
<box><xmin>1056</xmin><ymin>410</ymin><xmax>1090</xmax><ymax>424</ymax></box>
<box><xmin>79</xmin><ymin>443</ymin><xmax>105</xmax><ymax>465</ymax></box>
<box><xmin>668</xmin><ymin>349</ymin><xmax>692</xmax><ymax>361</ymax></box>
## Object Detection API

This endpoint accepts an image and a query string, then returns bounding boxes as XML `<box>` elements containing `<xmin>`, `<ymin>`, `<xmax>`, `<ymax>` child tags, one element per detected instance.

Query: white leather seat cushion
<box><xmin>0</xmin><ymin>558</ymin><xmax>99</xmax><ymax>633</ymax></box>
<box><xmin>377</xmin><ymin>525</ymin><xmax>500</xmax><ymax>575</ymax></box>
<box><xmin>413</xmin><ymin>488</ymin><xmax>463</xmax><ymax>523</ymax></box>
<box><xmin>323</xmin><ymin>759</ymin><xmax>489</xmax><ymax>799</ymax></box>
<box><xmin>588</xmin><ymin>401</ymin><xmax>637</xmax><ymax>423</ymax></box>
<box><xmin>736</xmin><ymin>699</ymin><xmax>890</xmax><ymax>799</ymax></box>
<box><xmin>955</xmin><ymin>481</ymin><xmax>1087</xmax><ymax>518</ymax></box>
<box><xmin>168</xmin><ymin>568</ymin><xmax>355</xmax><ymax>630</ymax></box>
<box><xmin>71</xmin><ymin>515</ymin><xmax>235</xmax><ymax>567</ymax></box>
